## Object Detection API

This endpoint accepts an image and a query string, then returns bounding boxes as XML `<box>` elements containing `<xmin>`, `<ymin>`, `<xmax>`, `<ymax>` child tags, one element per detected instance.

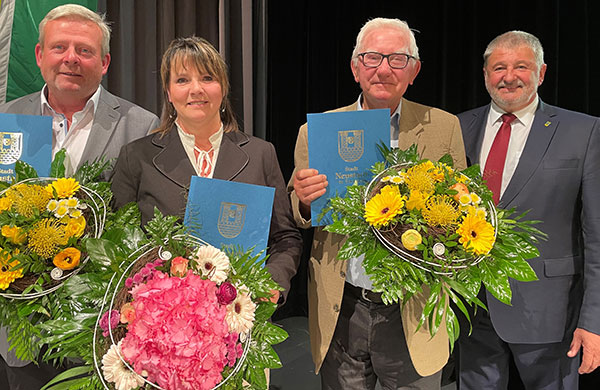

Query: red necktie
<box><xmin>483</xmin><ymin>113</ymin><xmax>516</xmax><ymax>204</ymax></box>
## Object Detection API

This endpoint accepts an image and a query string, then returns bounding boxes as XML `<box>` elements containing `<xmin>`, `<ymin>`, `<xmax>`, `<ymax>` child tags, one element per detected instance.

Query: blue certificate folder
<box><xmin>0</xmin><ymin>113</ymin><xmax>52</xmax><ymax>181</ymax></box>
<box><xmin>184</xmin><ymin>176</ymin><xmax>276</xmax><ymax>258</ymax></box>
<box><xmin>307</xmin><ymin>109</ymin><xmax>390</xmax><ymax>226</ymax></box>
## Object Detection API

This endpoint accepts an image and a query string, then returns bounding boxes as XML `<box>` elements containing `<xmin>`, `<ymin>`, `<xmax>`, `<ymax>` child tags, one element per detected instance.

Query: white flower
<box><xmin>194</xmin><ymin>245</ymin><xmax>230</xmax><ymax>283</ymax></box>
<box><xmin>225</xmin><ymin>287</ymin><xmax>256</xmax><ymax>334</ymax></box>
<box><xmin>101</xmin><ymin>341</ymin><xmax>145</xmax><ymax>390</ymax></box>
<box><xmin>390</xmin><ymin>176</ymin><xmax>404</xmax><ymax>184</ymax></box>
<box><xmin>54</xmin><ymin>204</ymin><xmax>69</xmax><ymax>218</ymax></box>
<box><xmin>69</xmin><ymin>209</ymin><xmax>82</xmax><ymax>218</ymax></box>
<box><xmin>65</xmin><ymin>197</ymin><xmax>79</xmax><ymax>209</ymax></box>
<box><xmin>46</xmin><ymin>199</ymin><xmax>59</xmax><ymax>212</ymax></box>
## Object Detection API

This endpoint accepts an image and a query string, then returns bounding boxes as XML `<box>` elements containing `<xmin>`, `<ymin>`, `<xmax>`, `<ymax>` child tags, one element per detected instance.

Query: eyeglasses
<box><xmin>357</xmin><ymin>52</ymin><xmax>417</xmax><ymax>69</ymax></box>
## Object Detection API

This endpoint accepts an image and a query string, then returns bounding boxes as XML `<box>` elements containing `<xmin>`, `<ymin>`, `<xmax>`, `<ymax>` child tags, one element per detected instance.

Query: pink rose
<box><xmin>120</xmin><ymin>302</ymin><xmax>136</xmax><ymax>324</ymax></box>
<box><xmin>170</xmin><ymin>256</ymin><xmax>189</xmax><ymax>277</ymax></box>
<box><xmin>216</xmin><ymin>282</ymin><xmax>237</xmax><ymax>305</ymax></box>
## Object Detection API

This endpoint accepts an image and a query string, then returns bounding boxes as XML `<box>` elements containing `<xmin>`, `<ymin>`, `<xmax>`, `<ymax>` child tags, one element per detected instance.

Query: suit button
<box><xmin>333</xmin><ymin>304</ymin><xmax>340</xmax><ymax>312</ymax></box>
<box><xmin>340</xmin><ymin>271</ymin><xmax>346</xmax><ymax>278</ymax></box>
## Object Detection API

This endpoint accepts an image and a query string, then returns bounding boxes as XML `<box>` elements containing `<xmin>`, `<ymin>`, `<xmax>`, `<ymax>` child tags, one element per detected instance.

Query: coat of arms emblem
<box><xmin>338</xmin><ymin>129</ymin><xmax>364</xmax><ymax>162</ymax></box>
<box><xmin>0</xmin><ymin>132</ymin><xmax>23</xmax><ymax>165</ymax></box>
<box><xmin>217</xmin><ymin>202</ymin><xmax>246</xmax><ymax>238</ymax></box>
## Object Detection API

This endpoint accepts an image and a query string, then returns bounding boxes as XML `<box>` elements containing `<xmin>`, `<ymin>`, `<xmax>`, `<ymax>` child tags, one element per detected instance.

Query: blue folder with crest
<box><xmin>307</xmin><ymin>109</ymin><xmax>390</xmax><ymax>226</ymax></box>
<box><xmin>0</xmin><ymin>113</ymin><xmax>52</xmax><ymax>181</ymax></box>
<box><xmin>184</xmin><ymin>176</ymin><xmax>276</xmax><ymax>259</ymax></box>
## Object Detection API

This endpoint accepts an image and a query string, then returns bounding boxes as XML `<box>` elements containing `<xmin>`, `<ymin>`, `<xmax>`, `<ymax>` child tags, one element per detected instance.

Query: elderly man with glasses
<box><xmin>289</xmin><ymin>17</ymin><xmax>466</xmax><ymax>390</ymax></box>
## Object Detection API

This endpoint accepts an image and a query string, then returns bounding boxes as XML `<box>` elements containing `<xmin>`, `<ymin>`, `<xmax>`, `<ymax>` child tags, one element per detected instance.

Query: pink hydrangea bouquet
<box><xmin>95</xmin><ymin>234</ymin><xmax>283</xmax><ymax>390</ymax></box>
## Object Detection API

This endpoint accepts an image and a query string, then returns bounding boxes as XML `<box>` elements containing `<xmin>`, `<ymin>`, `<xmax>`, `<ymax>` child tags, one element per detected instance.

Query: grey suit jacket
<box><xmin>459</xmin><ymin>101</ymin><xmax>600</xmax><ymax>343</ymax></box>
<box><xmin>0</xmin><ymin>87</ymin><xmax>159</xmax><ymax>179</ymax></box>
<box><xmin>111</xmin><ymin>128</ymin><xmax>302</xmax><ymax>300</ymax></box>
<box><xmin>0</xmin><ymin>87</ymin><xmax>158</xmax><ymax>367</ymax></box>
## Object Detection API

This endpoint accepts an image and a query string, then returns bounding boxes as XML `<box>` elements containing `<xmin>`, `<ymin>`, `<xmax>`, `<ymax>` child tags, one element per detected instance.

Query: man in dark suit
<box><xmin>0</xmin><ymin>4</ymin><xmax>157</xmax><ymax>389</ymax></box>
<box><xmin>457</xmin><ymin>30</ymin><xmax>600</xmax><ymax>389</ymax></box>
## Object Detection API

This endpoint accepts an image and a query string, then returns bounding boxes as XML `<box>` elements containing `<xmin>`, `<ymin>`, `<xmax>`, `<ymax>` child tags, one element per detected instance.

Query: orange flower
<box><xmin>53</xmin><ymin>247</ymin><xmax>81</xmax><ymax>270</ymax></box>
<box><xmin>170</xmin><ymin>256</ymin><xmax>189</xmax><ymax>277</ymax></box>
<box><xmin>120</xmin><ymin>302</ymin><xmax>136</xmax><ymax>324</ymax></box>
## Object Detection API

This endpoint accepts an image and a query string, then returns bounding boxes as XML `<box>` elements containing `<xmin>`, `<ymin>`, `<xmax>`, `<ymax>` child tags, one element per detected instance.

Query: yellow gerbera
<box><xmin>47</xmin><ymin>178</ymin><xmax>80</xmax><ymax>199</ymax></box>
<box><xmin>422</xmin><ymin>195</ymin><xmax>461</xmax><ymax>228</ymax></box>
<box><xmin>27</xmin><ymin>218</ymin><xmax>68</xmax><ymax>258</ymax></box>
<box><xmin>457</xmin><ymin>214</ymin><xmax>495</xmax><ymax>255</ymax></box>
<box><xmin>0</xmin><ymin>251</ymin><xmax>23</xmax><ymax>290</ymax></box>
<box><xmin>364</xmin><ymin>185</ymin><xmax>405</xmax><ymax>228</ymax></box>
<box><xmin>405</xmin><ymin>190</ymin><xmax>429</xmax><ymax>211</ymax></box>
<box><xmin>1</xmin><ymin>225</ymin><xmax>27</xmax><ymax>245</ymax></box>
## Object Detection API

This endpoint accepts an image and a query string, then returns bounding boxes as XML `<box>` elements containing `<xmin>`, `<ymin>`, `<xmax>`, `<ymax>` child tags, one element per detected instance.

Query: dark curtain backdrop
<box><xmin>266</xmin><ymin>0</ymin><xmax>600</xmax><ymax>181</ymax></box>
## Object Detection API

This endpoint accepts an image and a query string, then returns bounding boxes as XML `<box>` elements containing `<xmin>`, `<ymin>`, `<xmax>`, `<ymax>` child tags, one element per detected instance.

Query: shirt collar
<box><xmin>356</xmin><ymin>93</ymin><xmax>402</xmax><ymax>119</ymax></box>
<box><xmin>175</xmin><ymin>121</ymin><xmax>224</xmax><ymax>151</ymax></box>
<box><xmin>40</xmin><ymin>84</ymin><xmax>102</xmax><ymax>116</ymax></box>
<box><xmin>489</xmin><ymin>94</ymin><xmax>539</xmax><ymax>125</ymax></box>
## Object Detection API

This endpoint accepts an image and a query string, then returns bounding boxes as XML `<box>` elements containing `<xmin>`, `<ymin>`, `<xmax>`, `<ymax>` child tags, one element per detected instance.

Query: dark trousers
<box><xmin>0</xmin><ymin>355</ymin><xmax>63</xmax><ymax>390</ymax></box>
<box><xmin>458</xmin><ymin>309</ymin><xmax>579</xmax><ymax>390</ymax></box>
<box><xmin>320</xmin><ymin>283</ymin><xmax>442</xmax><ymax>390</ymax></box>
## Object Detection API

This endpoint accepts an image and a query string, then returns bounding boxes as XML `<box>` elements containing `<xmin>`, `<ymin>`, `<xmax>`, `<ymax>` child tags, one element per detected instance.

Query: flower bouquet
<box><xmin>0</xmin><ymin>175</ymin><xmax>105</xmax><ymax>298</ymax></box>
<box><xmin>324</xmin><ymin>145</ymin><xmax>546</xmax><ymax>343</ymax></box>
<box><xmin>0</xmin><ymin>150</ymin><xmax>111</xmax><ymax>362</ymax></box>
<box><xmin>38</xmin><ymin>210</ymin><xmax>286</xmax><ymax>390</ymax></box>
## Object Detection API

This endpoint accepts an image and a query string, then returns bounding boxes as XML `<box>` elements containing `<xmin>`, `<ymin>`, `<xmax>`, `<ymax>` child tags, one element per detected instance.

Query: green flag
<box><xmin>0</xmin><ymin>0</ymin><xmax>97</xmax><ymax>103</ymax></box>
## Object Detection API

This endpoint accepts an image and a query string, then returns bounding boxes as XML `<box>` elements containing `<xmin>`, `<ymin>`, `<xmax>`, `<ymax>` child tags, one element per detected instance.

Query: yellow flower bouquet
<box><xmin>325</xmin><ymin>145</ymin><xmax>545</xmax><ymax>343</ymax></box>
<box><xmin>0</xmin><ymin>156</ymin><xmax>106</xmax><ymax>299</ymax></box>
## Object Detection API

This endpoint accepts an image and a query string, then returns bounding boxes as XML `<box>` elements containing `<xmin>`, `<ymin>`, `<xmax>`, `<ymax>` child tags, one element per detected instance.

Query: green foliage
<box><xmin>50</xmin><ymin>149</ymin><xmax>67</xmax><ymax>178</ymax></box>
<box><xmin>324</xmin><ymin>145</ymin><xmax>546</xmax><ymax>345</ymax></box>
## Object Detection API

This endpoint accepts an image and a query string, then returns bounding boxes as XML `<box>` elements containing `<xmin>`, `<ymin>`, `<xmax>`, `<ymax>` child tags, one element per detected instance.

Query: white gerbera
<box><xmin>101</xmin><ymin>341</ymin><xmax>145</xmax><ymax>390</ymax></box>
<box><xmin>225</xmin><ymin>288</ymin><xmax>256</xmax><ymax>334</ymax></box>
<box><xmin>194</xmin><ymin>245</ymin><xmax>230</xmax><ymax>283</ymax></box>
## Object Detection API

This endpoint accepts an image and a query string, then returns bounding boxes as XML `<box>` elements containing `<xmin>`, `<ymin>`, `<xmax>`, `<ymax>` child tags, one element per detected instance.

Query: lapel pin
<box><xmin>544</xmin><ymin>121</ymin><xmax>551</xmax><ymax>127</ymax></box>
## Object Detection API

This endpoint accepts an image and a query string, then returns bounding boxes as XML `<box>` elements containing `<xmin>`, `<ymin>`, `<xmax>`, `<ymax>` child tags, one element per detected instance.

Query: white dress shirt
<box><xmin>479</xmin><ymin>96</ymin><xmax>538</xmax><ymax>198</ymax></box>
<box><xmin>176</xmin><ymin>121</ymin><xmax>224</xmax><ymax>178</ymax></box>
<box><xmin>40</xmin><ymin>85</ymin><xmax>101</xmax><ymax>175</ymax></box>
<box><xmin>346</xmin><ymin>95</ymin><xmax>402</xmax><ymax>290</ymax></box>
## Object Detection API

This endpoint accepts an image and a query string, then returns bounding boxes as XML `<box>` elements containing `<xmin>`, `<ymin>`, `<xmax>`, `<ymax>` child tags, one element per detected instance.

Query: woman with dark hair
<box><xmin>111</xmin><ymin>37</ymin><xmax>301</xmax><ymax>303</ymax></box>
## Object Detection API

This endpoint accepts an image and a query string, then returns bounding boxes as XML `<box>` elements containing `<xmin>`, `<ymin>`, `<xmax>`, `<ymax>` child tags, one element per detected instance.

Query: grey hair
<box><xmin>483</xmin><ymin>30</ymin><xmax>544</xmax><ymax>70</ymax></box>
<box><xmin>351</xmin><ymin>18</ymin><xmax>419</xmax><ymax>66</ymax></box>
<box><xmin>39</xmin><ymin>4</ymin><xmax>111</xmax><ymax>57</ymax></box>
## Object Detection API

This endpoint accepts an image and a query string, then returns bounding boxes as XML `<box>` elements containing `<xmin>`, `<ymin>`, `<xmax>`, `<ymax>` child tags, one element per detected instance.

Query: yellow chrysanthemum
<box><xmin>405</xmin><ymin>190</ymin><xmax>429</xmax><ymax>211</ymax></box>
<box><xmin>1</xmin><ymin>225</ymin><xmax>27</xmax><ymax>245</ymax></box>
<box><xmin>0</xmin><ymin>251</ymin><xmax>23</xmax><ymax>290</ymax></box>
<box><xmin>457</xmin><ymin>214</ymin><xmax>496</xmax><ymax>255</ymax></box>
<box><xmin>470</xmin><ymin>193</ymin><xmax>481</xmax><ymax>204</ymax></box>
<box><xmin>54</xmin><ymin>204</ymin><xmax>69</xmax><ymax>218</ymax></box>
<box><xmin>27</xmin><ymin>218</ymin><xmax>68</xmax><ymax>258</ymax></box>
<box><xmin>390</xmin><ymin>175</ymin><xmax>405</xmax><ymax>184</ymax></box>
<box><xmin>463</xmin><ymin>205</ymin><xmax>487</xmax><ymax>219</ymax></box>
<box><xmin>47</xmin><ymin>178</ymin><xmax>80</xmax><ymax>199</ymax></box>
<box><xmin>65</xmin><ymin>216</ymin><xmax>86</xmax><ymax>238</ymax></box>
<box><xmin>381</xmin><ymin>176</ymin><xmax>393</xmax><ymax>183</ymax></box>
<box><xmin>6</xmin><ymin>184</ymin><xmax>52</xmax><ymax>218</ymax></box>
<box><xmin>422</xmin><ymin>195</ymin><xmax>461</xmax><ymax>228</ymax></box>
<box><xmin>364</xmin><ymin>185</ymin><xmax>405</xmax><ymax>228</ymax></box>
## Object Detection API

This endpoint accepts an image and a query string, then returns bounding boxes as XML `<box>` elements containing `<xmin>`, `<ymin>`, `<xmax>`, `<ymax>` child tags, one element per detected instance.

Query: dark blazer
<box><xmin>111</xmin><ymin>128</ymin><xmax>302</xmax><ymax>300</ymax></box>
<box><xmin>0</xmin><ymin>87</ymin><xmax>159</xmax><ymax>178</ymax></box>
<box><xmin>458</xmin><ymin>101</ymin><xmax>600</xmax><ymax>343</ymax></box>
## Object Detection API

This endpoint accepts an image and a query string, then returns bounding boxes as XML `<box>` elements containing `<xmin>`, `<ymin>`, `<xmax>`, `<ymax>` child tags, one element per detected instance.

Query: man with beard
<box><xmin>457</xmin><ymin>30</ymin><xmax>600</xmax><ymax>389</ymax></box>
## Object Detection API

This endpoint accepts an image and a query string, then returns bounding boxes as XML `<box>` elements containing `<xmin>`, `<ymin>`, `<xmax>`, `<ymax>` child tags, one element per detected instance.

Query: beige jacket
<box><xmin>288</xmin><ymin>99</ymin><xmax>467</xmax><ymax>376</ymax></box>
